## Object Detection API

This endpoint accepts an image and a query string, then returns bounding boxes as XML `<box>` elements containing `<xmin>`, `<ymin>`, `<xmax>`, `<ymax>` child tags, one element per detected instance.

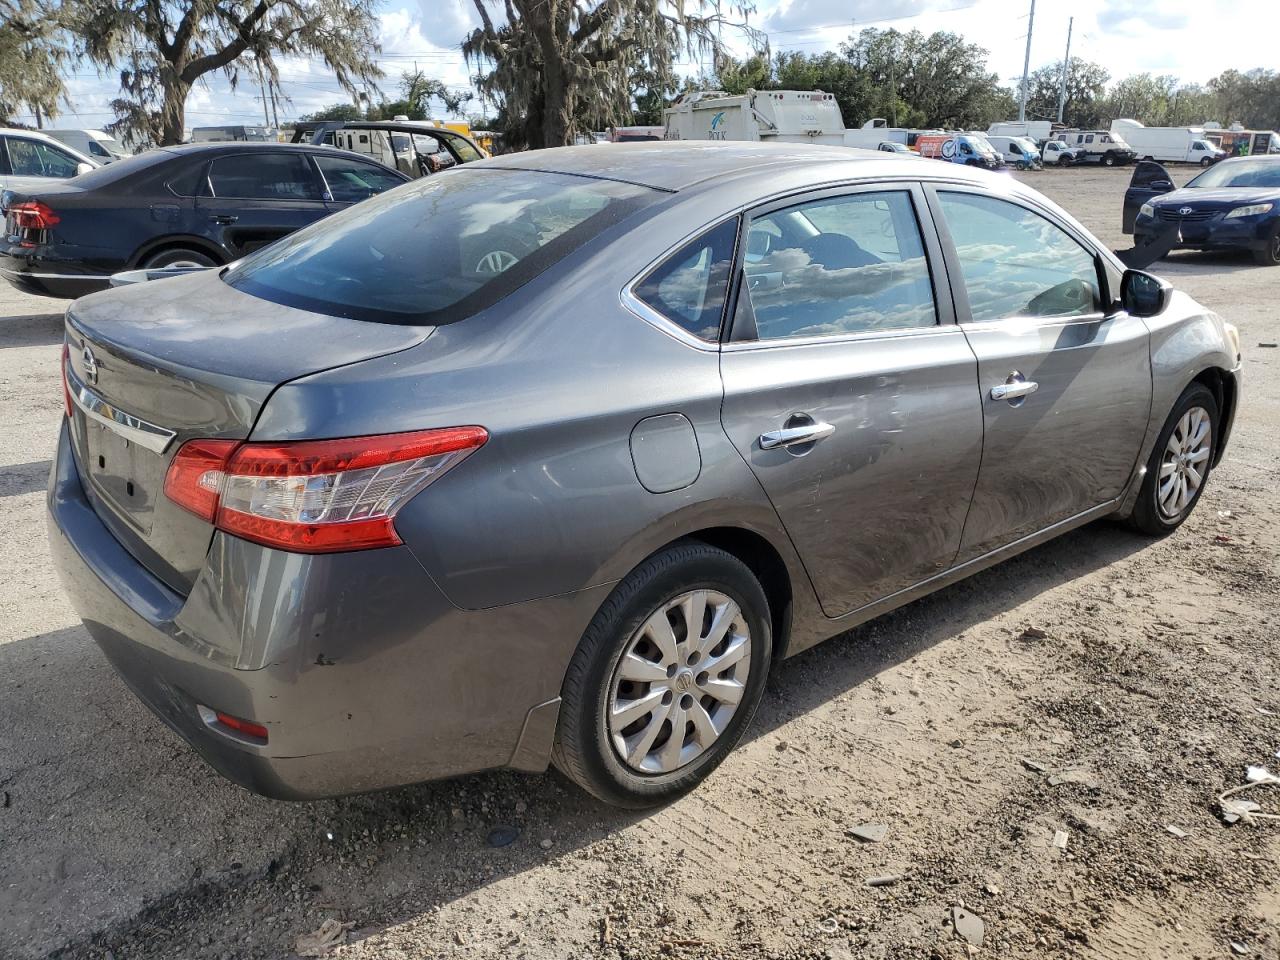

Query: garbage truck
<box><xmin>663</xmin><ymin>90</ymin><xmax>847</xmax><ymax>145</ymax></box>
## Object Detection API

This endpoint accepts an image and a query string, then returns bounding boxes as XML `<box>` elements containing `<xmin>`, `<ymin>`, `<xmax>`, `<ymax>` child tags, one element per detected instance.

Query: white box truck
<box><xmin>1110</xmin><ymin>119</ymin><xmax>1225</xmax><ymax>166</ymax></box>
<box><xmin>988</xmin><ymin>120</ymin><xmax>1054</xmax><ymax>144</ymax></box>
<box><xmin>664</xmin><ymin>90</ymin><xmax>847</xmax><ymax>145</ymax></box>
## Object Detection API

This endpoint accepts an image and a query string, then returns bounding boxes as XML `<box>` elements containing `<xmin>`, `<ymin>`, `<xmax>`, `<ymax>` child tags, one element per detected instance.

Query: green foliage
<box><xmin>1024</xmin><ymin>57</ymin><xmax>1109</xmax><ymax>127</ymax></box>
<box><xmin>299</xmin><ymin>71</ymin><xmax>473</xmax><ymax>125</ymax></box>
<box><xmin>0</xmin><ymin>0</ymin><xmax>67</xmax><ymax>123</ymax></box>
<box><xmin>71</xmin><ymin>0</ymin><xmax>385</xmax><ymax>146</ymax></box>
<box><xmin>1209</xmin><ymin>69</ymin><xmax>1280</xmax><ymax>131</ymax></box>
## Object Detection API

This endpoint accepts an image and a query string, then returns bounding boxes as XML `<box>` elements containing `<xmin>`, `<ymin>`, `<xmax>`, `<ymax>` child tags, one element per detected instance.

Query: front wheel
<box><xmin>1200</xmin><ymin>157</ymin><xmax>1213</xmax><ymax>167</ymax></box>
<box><xmin>1252</xmin><ymin>225</ymin><xmax>1280</xmax><ymax>266</ymax></box>
<box><xmin>552</xmin><ymin>542</ymin><xmax>772</xmax><ymax>808</ymax></box>
<box><xmin>1129</xmin><ymin>383</ymin><xmax>1218</xmax><ymax>535</ymax></box>
<box><xmin>1102</xmin><ymin>152</ymin><xmax>1117</xmax><ymax>167</ymax></box>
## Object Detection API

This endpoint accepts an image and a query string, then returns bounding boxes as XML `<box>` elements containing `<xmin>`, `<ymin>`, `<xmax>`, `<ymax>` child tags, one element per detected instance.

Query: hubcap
<box><xmin>607</xmin><ymin>590</ymin><xmax>751</xmax><ymax>774</ymax></box>
<box><xmin>1158</xmin><ymin>406</ymin><xmax>1212</xmax><ymax>519</ymax></box>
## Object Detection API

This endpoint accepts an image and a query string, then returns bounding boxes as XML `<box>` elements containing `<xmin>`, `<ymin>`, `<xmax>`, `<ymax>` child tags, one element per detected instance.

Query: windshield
<box><xmin>1187</xmin><ymin>157</ymin><xmax>1280</xmax><ymax>189</ymax></box>
<box><xmin>224</xmin><ymin>168</ymin><xmax>659</xmax><ymax>325</ymax></box>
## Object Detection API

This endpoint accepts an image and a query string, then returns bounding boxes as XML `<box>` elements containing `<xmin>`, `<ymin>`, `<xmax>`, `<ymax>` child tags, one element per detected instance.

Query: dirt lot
<box><xmin>1</xmin><ymin>165</ymin><xmax>1278</xmax><ymax>960</ymax></box>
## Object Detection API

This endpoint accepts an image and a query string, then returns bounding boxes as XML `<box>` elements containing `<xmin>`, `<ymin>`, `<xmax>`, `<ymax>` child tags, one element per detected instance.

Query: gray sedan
<box><xmin>48</xmin><ymin>143</ymin><xmax>1241</xmax><ymax>808</ymax></box>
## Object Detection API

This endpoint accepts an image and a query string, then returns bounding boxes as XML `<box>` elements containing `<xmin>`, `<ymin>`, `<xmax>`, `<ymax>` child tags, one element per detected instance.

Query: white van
<box><xmin>979</xmin><ymin>134</ymin><xmax>1042</xmax><ymax>169</ymax></box>
<box><xmin>43</xmin><ymin>129</ymin><xmax>129</xmax><ymax>163</ymax></box>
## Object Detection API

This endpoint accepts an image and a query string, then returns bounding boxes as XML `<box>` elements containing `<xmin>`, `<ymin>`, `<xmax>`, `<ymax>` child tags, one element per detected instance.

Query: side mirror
<box><xmin>75</xmin><ymin>162</ymin><xmax>95</xmax><ymax>176</ymax></box>
<box><xmin>1121</xmin><ymin>269</ymin><xmax>1172</xmax><ymax>318</ymax></box>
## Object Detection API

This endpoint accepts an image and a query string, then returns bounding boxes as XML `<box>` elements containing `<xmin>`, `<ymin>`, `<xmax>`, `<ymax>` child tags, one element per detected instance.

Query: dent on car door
<box><xmin>930</xmin><ymin>188</ymin><xmax>1152</xmax><ymax>562</ymax></box>
<box><xmin>197</xmin><ymin>152</ymin><xmax>328</xmax><ymax>257</ymax></box>
<box><xmin>717</xmin><ymin>185</ymin><xmax>984</xmax><ymax>618</ymax></box>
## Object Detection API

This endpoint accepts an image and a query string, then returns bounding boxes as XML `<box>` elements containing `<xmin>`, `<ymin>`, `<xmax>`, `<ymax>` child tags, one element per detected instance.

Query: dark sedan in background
<box><xmin>1126</xmin><ymin>155</ymin><xmax>1280</xmax><ymax>265</ymax></box>
<box><xmin>0</xmin><ymin>142</ymin><xmax>408</xmax><ymax>299</ymax></box>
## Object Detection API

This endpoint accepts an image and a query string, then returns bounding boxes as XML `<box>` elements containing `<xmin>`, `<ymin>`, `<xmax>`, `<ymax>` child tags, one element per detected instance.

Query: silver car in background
<box><xmin>48</xmin><ymin>143</ymin><xmax>1241</xmax><ymax>808</ymax></box>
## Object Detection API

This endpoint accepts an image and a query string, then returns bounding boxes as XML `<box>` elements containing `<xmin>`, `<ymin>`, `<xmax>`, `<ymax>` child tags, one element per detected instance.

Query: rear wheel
<box><xmin>1129</xmin><ymin>383</ymin><xmax>1218</xmax><ymax>535</ymax></box>
<box><xmin>1200</xmin><ymin>156</ymin><xmax>1213</xmax><ymax>167</ymax></box>
<box><xmin>1252</xmin><ymin>225</ymin><xmax>1280</xmax><ymax>266</ymax></box>
<box><xmin>552</xmin><ymin>542</ymin><xmax>772</xmax><ymax>808</ymax></box>
<box><xmin>140</xmin><ymin>247</ymin><xmax>219</xmax><ymax>269</ymax></box>
<box><xmin>1102</xmin><ymin>152</ymin><xmax>1117</xmax><ymax>167</ymax></box>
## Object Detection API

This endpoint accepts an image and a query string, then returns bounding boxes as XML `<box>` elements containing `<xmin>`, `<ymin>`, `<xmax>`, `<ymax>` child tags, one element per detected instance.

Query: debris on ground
<box><xmin>951</xmin><ymin>906</ymin><xmax>985</xmax><ymax>947</ymax></box>
<box><xmin>1218</xmin><ymin>768</ymin><xmax>1280</xmax><ymax>824</ymax></box>
<box><xmin>486</xmin><ymin>825</ymin><xmax>520</xmax><ymax>847</ymax></box>
<box><xmin>818</xmin><ymin>917</ymin><xmax>839</xmax><ymax>934</ymax></box>
<box><xmin>1021</xmin><ymin>758</ymin><xmax>1048</xmax><ymax>772</ymax></box>
<box><xmin>865</xmin><ymin>874</ymin><xmax>901</xmax><ymax>887</ymax></box>
<box><xmin>1052</xmin><ymin>830</ymin><xmax>1070</xmax><ymax>851</ymax></box>
<box><xmin>846</xmin><ymin>823</ymin><xmax>889</xmax><ymax>843</ymax></box>
<box><xmin>1258</xmin><ymin>342</ymin><xmax>1278</xmax><ymax>348</ymax></box>
<box><xmin>1230</xmin><ymin>941</ymin><xmax>1250</xmax><ymax>955</ymax></box>
<box><xmin>1165</xmin><ymin>825</ymin><xmax>1190</xmax><ymax>839</ymax></box>
<box><xmin>1048</xmin><ymin>769</ymin><xmax>1100</xmax><ymax>789</ymax></box>
<box><xmin>295</xmin><ymin>919</ymin><xmax>354</xmax><ymax>957</ymax></box>
<box><xmin>1018</xmin><ymin>626</ymin><xmax>1049</xmax><ymax>641</ymax></box>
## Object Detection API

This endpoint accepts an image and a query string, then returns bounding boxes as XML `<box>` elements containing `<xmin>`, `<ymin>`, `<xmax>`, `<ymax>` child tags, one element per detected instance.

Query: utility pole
<box><xmin>268</xmin><ymin>76</ymin><xmax>280</xmax><ymax>131</ymax></box>
<box><xmin>255</xmin><ymin>60</ymin><xmax>270</xmax><ymax>127</ymax></box>
<box><xmin>1056</xmin><ymin>17</ymin><xmax>1073</xmax><ymax>124</ymax></box>
<box><xmin>1018</xmin><ymin>0</ymin><xmax>1036</xmax><ymax>122</ymax></box>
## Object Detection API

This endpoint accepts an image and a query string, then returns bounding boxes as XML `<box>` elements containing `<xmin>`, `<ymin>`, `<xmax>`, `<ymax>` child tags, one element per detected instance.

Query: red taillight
<box><xmin>9</xmin><ymin>200</ymin><xmax>59</xmax><ymax>230</ymax></box>
<box><xmin>213</xmin><ymin>711</ymin><xmax>268</xmax><ymax>741</ymax></box>
<box><xmin>162</xmin><ymin>439</ymin><xmax>239</xmax><ymax>521</ymax></box>
<box><xmin>163</xmin><ymin>427</ymin><xmax>488</xmax><ymax>553</ymax></box>
<box><xmin>61</xmin><ymin>343</ymin><xmax>72</xmax><ymax>418</ymax></box>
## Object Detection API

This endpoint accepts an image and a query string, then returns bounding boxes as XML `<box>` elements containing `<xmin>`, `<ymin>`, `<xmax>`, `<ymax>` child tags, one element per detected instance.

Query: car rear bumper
<box><xmin>46</xmin><ymin>420</ymin><xmax>606</xmax><ymax>799</ymax></box>
<box><xmin>0</xmin><ymin>249</ymin><xmax>114</xmax><ymax>298</ymax></box>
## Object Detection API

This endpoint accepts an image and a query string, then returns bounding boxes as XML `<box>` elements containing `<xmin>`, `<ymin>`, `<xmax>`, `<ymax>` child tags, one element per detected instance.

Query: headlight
<box><xmin>1139</xmin><ymin>202</ymin><xmax>1154</xmax><ymax>219</ymax></box>
<box><xmin>1223</xmin><ymin>321</ymin><xmax>1241</xmax><ymax>361</ymax></box>
<box><xmin>1225</xmin><ymin>202</ymin><xmax>1273</xmax><ymax>219</ymax></box>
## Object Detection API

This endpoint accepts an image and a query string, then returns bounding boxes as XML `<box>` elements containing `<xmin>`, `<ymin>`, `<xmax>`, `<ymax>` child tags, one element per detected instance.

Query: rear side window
<box><xmin>207</xmin><ymin>153</ymin><xmax>321</xmax><ymax>200</ymax></box>
<box><xmin>225</xmin><ymin>169</ymin><xmax>658</xmax><ymax>325</ymax></box>
<box><xmin>314</xmin><ymin>155</ymin><xmax>404</xmax><ymax>202</ymax></box>
<box><xmin>633</xmin><ymin>219</ymin><xmax>738</xmax><ymax>341</ymax></box>
<box><xmin>937</xmin><ymin>192</ymin><xmax>1101</xmax><ymax>321</ymax></box>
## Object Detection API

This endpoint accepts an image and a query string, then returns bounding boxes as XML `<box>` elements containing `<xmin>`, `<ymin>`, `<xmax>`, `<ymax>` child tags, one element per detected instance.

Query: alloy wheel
<box><xmin>475</xmin><ymin>250</ymin><xmax>520</xmax><ymax>274</ymax></box>
<box><xmin>607</xmin><ymin>590</ymin><xmax>751</xmax><ymax>774</ymax></box>
<box><xmin>1158</xmin><ymin>406</ymin><xmax>1212</xmax><ymax>518</ymax></box>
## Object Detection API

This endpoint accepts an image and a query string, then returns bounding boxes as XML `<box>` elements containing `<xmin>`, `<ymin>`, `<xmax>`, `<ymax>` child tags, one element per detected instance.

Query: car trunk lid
<box><xmin>64</xmin><ymin>269</ymin><xmax>433</xmax><ymax>595</ymax></box>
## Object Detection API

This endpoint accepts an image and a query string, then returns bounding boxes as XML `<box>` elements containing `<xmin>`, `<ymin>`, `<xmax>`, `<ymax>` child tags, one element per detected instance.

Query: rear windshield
<box><xmin>64</xmin><ymin>148</ymin><xmax>174</xmax><ymax>188</ymax></box>
<box><xmin>224</xmin><ymin>168</ymin><xmax>659</xmax><ymax>324</ymax></box>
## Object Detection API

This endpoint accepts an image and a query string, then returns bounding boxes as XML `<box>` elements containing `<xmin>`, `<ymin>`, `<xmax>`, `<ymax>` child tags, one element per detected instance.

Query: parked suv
<box><xmin>0</xmin><ymin>142</ymin><xmax>406</xmax><ymax>298</ymax></box>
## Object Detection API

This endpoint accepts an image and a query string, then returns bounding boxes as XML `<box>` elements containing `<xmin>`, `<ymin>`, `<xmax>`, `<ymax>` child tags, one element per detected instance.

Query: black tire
<box><xmin>1059</xmin><ymin>154</ymin><xmax>1074</xmax><ymax>167</ymax></box>
<box><xmin>141</xmin><ymin>247</ymin><xmax>219</xmax><ymax>269</ymax></box>
<box><xmin>1200</xmin><ymin>157</ymin><xmax>1213</xmax><ymax>167</ymax></box>
<box><xmin>1102</xmin><ymin>152</ymin><xmax>1116</xmax><ymax>167</ymax></box>
<box><xmin>552</xmin><ymin>542</ymin><xmax>772</xmax><ymax>808</ymax></box>
<box><xmin>1129</xmin><ymin>383</ymin><xmax>1218</xmax><ymax>535</ymax></box>
<box><xmin>1252</xmin><ymin>224</ymin><xmax>1280</xmax><ymax>266</ymax></box>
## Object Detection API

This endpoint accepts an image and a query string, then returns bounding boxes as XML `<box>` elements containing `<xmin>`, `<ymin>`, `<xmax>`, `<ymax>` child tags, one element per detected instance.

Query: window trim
<box><xmin>923</xmin><ymin>183</ymin><xmax>1112</xmax><ymax>326</ymax></box>
<box><xmin>201</xmin><ymin>151</ymin><xmax>327</xmax><ymax>202</ymax></box>
<box><xmin>724</xmin><ymin>180</ymin><xmax>953</xmax><ymax>348</ymax></box>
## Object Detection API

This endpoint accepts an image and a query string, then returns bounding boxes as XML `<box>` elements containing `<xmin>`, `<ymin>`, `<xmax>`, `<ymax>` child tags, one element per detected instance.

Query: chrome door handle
<box><xmin>759</xmin><ymin>421</ymin><xmax>835</xmax><ymax>449</ymax></box>
<box><xmin>991</xmin><ymin>380</ymin><xmax>1039</xmax><ymax>401</ymax></box>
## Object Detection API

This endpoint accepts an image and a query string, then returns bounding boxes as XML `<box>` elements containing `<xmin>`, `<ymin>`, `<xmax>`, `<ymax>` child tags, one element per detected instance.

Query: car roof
<box><xmin>477</xmin><ymin>140</ymin><xmax>992</xmax><ymax>192</ymax></box>
<box><xmin>157</xmin><ymin>141</ymin><xmax>381</xmax><ymax>159</ymax></box>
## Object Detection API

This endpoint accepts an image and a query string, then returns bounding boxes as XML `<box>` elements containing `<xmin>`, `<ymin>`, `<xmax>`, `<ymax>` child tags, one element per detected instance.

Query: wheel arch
<box><xmin>128</xmin><ymin>234</ymin><xmax>227</xmax><ymax>268</ymax></box>
<box><xmin>1190</xmin><ymin>365</ymin><xmax>1237</xmax><ymax>467</ymax></box>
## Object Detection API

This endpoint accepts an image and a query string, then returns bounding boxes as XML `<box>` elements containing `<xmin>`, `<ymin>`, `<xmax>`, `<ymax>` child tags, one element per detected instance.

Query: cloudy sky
<box><xmin>13</xmin><ymin>0</ymin><xmax>1276</xmax><ymax>132</ymax></box>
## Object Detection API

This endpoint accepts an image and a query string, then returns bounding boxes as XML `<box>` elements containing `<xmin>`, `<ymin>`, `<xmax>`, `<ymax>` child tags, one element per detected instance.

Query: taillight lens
<box><xmin>9</xmin><ymin>201</ymin><xmax>60</xmax><ymax>230</ymax></box>
<box><xmin>163</xmin><ymin>427</ymin><xmax>487</xmax><ymax>553</ymax></box>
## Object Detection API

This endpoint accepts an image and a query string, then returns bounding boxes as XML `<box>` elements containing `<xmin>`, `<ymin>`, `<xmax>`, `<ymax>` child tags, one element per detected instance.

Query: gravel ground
<box><xmin>1</xmin><ymin>164</ymin><xmax>1278</xmax><ymax>960</ymax></box>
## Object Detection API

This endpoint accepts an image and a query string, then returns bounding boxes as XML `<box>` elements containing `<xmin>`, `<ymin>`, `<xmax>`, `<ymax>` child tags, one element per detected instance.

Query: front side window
<box><xmin>633</xmin><ymin>218</ymin><xmax>737</xmax><ymax>341</ymax></box>
<box><xmin>938</xmin><ymin>192</ymin><xmax>1102</xmax><ymax>322</ymax></box>
<box><xmin>736</xmin><ymin>190</ymin><xmax>937</xmax><ymax>341</ymax></box>
<box><xmin>225</xmin><ymin>169</ymin><xmax>658</xmax><ymax>325</ymax></box>
<box><xmin>207</xmin><ymin>153</ymin><xmax>322</xmax><ymax>200</ymax></box>
<box><xmin>314</xmin><ymin>155</ymin><xmax>404</xmax><ymax>202</ymax></box>
<box><xmin>6</xmin><ymin>138</ymin><xmax>80</xmax><ymax>177</ymax></box>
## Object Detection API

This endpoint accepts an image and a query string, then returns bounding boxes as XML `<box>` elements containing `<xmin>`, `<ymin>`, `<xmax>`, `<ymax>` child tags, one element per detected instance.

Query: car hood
<box><xmin>1154</xmin><ymin>186</ymin><xmax>1280</xmax><ymax>209</ymax></box>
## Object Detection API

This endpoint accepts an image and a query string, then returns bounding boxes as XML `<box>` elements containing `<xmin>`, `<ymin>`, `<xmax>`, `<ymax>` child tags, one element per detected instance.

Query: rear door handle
<box><xmin>759</xmin><ymin>421</ymin><xmax>835</xmax><ymax>449</ymax></box>
<box><xmin>990</xmin><ymin>379</ymin><xmax>1039</xmax><ymax>401</ymax></box>
<box><xmin>209</xmin><ymin>215</ymin><xmax>238</xmax><ymax>225</ymax></box>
